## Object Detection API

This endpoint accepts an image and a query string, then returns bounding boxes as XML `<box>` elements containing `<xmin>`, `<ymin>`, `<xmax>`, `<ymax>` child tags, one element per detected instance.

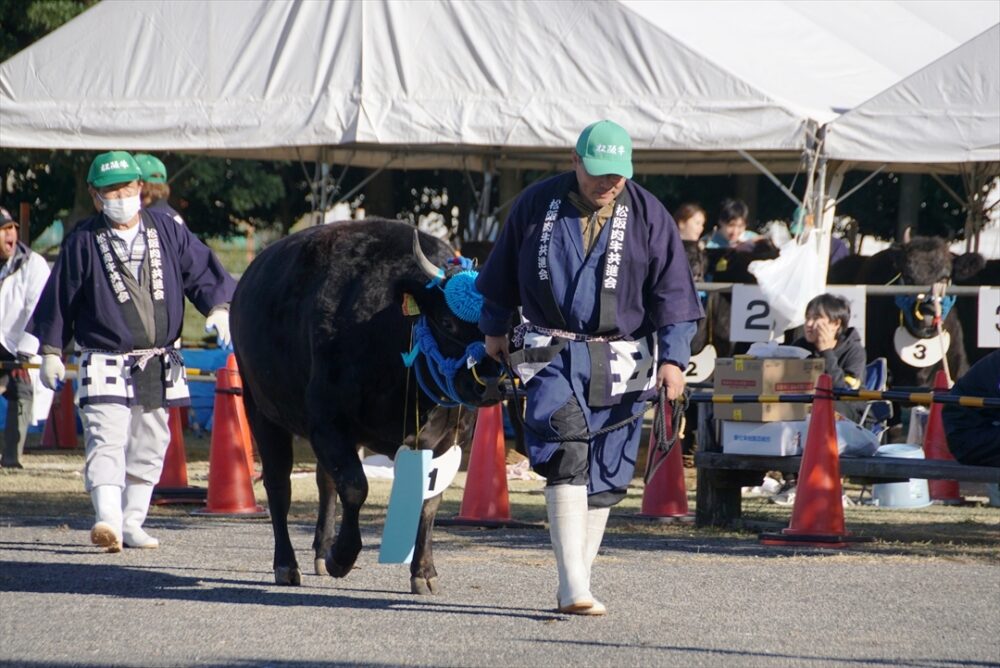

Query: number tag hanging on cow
<box><xmin>894</xmin><ymin>327</ymin><xmax>950</xmax><ymax>368</ymax></box>
<box><xmin>685</xmin><ymin>344</ymin><xmax>717</xmax><ymax>383</ymax></box>
<box><xmin>379</xmin><ymin>447</ymin><xmax>430</xmax><ymax>565</ymax></box>
<box><xmin>423</xmin><ymin>445</ymin><xmax>462</xmax><ymax>500</ymax></box>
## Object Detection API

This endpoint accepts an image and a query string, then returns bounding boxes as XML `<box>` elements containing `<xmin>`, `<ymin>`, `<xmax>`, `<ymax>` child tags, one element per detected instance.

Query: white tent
<box><xmin>621</xmin><ymin>0</ymin><xmax>1000</xmax><ymax>124</ymax></box>
<box><xmin>0</xmin><ymin>0</ymin><xmax>812</xmax><ymax>174</ymax></box>
<box><xmin>823</xmin><ymin>24</ymin><xmax>1000</xmax><ymax>169</ymax></box>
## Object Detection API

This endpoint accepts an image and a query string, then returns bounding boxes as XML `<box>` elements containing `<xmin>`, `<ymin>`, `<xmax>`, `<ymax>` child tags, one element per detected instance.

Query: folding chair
<box><xmin>858</xmin><ymin>357</ymin><xmax>892</xmax><ymax>443</ymax></box>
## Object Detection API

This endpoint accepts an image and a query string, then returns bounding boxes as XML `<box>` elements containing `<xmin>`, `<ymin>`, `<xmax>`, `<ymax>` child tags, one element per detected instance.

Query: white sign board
<box><xmin>826</xmin><ymin>285</ymin><xmax>867</xmax><ymax>344</ymax></box>
<box><xmin>978</xmin><ymin>286</ymin><xmax>1000</xmax><ymax>348</ymax></box>
<box><xmin>730</xmin><ymin>284</ymin><xmax>778</xmax><ymax>343</ymax></box>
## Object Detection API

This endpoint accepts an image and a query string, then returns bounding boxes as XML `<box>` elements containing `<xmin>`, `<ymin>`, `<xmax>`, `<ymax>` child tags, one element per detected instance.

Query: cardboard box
<box><xmin>713</xmin><ymin>357</ymin><xmax>825</xmax><ymax>421</ymax></box>
<box><xmin>721</xmin><ymin>420</ymin><xmax>806</xmax><ymax>456</ymax></box>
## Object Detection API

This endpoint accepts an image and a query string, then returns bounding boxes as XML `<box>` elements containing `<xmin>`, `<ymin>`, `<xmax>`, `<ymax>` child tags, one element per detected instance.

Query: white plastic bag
<box><xmin>803</xmin><ymin>415</ymin><xmax>880</xmax><ymax>457</ymax></box>
<box><xmin>748</xmin><ymin>231</ymin><xmax>825</xmax><ymax>332</ymax></box>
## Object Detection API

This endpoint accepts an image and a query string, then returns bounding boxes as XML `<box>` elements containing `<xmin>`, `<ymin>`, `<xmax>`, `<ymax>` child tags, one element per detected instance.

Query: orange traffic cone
<box><xmin>438</xmin><ymin>403</ymin><xmax>538</xmax><ymax>528</ymax></box>
<box><xmin>224</xmin><ymin>353</ymin><xmax>258</xmax><ymax>479</ymax></box>
<box><xmin>923</xmin><ymin>370</ymin><xmax>964</xmax><ymax>504</ymax></box>
<box><xmin>760</xmin><ymin>374</ymin><xmax>871</xmax><ymax>547</ymax></box>
<box><xmin>636</xmin><ymin>401</ymin><xmax>693</xmax><ymax>522</ymax></box>
<box><xmin>192</xmin><ymin>359</ymin><xmax>266</xmax><ymax>517</ymax></box>
<box><xmin>152</xmin><ymin>406</ymin><xmax>207</xmax><ymax>505</ymax></box>
<box><xmin>40</xmin><ymin>382</ymin><xmax>78</xmax><ymax>449</ymax></box>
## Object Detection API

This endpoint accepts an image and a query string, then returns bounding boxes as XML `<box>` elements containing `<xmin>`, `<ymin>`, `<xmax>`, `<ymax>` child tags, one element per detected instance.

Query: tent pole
<box><xmin>333</xmin><ymin>155</ymin><xmax>397</xmax><ymax>206</ymax></box>
<box><xmin>831</xmin><ymin>165</ymin><xmax>885</xmax><ymax>206</ymax></box>
<box><xmin>736</xmin><ymin>149</ymin><xmax>802</xmax><ymax>208</ymax></box>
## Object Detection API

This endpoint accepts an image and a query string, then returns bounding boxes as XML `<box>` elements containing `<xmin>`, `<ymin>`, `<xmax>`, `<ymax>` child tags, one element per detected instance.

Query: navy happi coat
<box><xmin>476</xmin><ymin>172</ymin><xmax>703</xmax><ymax>498</ymax></box>
<box><xmin>29</xmin><ymin>209</ymin><xmax>235</xmax><ymax>407</ymax></box>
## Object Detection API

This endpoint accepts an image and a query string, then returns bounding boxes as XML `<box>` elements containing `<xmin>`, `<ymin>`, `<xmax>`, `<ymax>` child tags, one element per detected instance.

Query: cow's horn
<box><xmin>413</xmin><ymin>230</ymin><xmax>441</xmax><ymax>280</ymax></box>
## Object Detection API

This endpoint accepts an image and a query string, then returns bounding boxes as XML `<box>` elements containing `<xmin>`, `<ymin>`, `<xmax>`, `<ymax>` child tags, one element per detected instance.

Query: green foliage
<box><xmin>0</xmin><ymin>0</ymin><xmax>97</xmax><ymax>62</ymax></box>
<box><xmin>169</xmin><ymin>158</ymin><xmax>310</xmax><ymax>237</ymax></box>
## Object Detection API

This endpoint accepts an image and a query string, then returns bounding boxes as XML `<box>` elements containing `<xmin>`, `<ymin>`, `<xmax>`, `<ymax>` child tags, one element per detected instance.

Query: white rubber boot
<box><xmin>122</xmin><ymin>483</ymin><xmax>159</xmax><ymax>549</ymax></box>
<box><xmin>545</xmin><ymin>485</ymin><xmax>605</xmax><ymax>616</ymax></box>
<box><xmin>584</xmin><ymin>506</ymin><xmax>610</xmax><ymax>580</ymax></box>
<box><xmin>90</xmin><ymin>485</ymin><xmax>123</xmax><ymax>553</ymax></box>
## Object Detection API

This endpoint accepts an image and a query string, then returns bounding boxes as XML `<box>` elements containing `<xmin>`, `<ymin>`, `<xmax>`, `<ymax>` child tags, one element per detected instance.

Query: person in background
<box><xmin>29</xmin><ymin>151</ymin><xmax>236</xmax><ymax>552</ymax></box>
<box><xmin>770</xmin><ymin>293</ymin><xmax>867</xmax><ymax>505</ymax></box>
<box><xmin>704</xmin><ymin>198</ymin><xmax>759</xmax><ymax>249</ymax></box>
<box><xmin>134</xmin><ymin>153</ymin><xmax>185</xmax><ymax>225</ymax></box>
<box><xmin>0</xmin><ymin>207</ymin><xmax>51</xmax><ymax>468</ymax></box>
<box><xmin>673</xmin><ymin>202</ymin><xmax>706</xmax><ymax>243</ymax></box>
<box><xmin>476</xmin><ymin>120</ymin><xmax>703</xmax><ymax>615</ymax></box>
<box><xmin>942</xmin><ymin>350</ymin><xmax>1000</xmax><ymax>468</ymax></box>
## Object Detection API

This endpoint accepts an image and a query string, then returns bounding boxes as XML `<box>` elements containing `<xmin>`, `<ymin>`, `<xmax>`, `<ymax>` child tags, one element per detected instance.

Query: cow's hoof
<box><xmin>410</xmin><ymin>576</ymin><xmax>439</xmax><ymax>595</ymax></box>
<box><xmin>324</xmin><ymin>555</ymin><xmax>355</xmax><ymax>578</ymax></box>
<box><xmin>325</xmin><ymin>541</ymin><xmax>361</xmax><ymax>578</ymax></box>
<box><xmin>314</xmin><ymin>558</ymin><xmax>328</xmax><ymax>576</ymax></box>
<box><xmin>274</xmin><ymin>566</ymin><xmax>302</xmax><ymax>586</ymax></box>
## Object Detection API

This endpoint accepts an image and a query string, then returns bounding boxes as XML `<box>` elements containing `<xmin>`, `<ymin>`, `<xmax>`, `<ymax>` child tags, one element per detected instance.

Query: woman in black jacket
<box><xmin>771</xmin><ymin>294</ymin><xmax>868</xmax><ymax>505</ymax></box>
<box><xmin>792</xmin><ymin>293</ymin><xmax>867</xmax><ymax>422</ymax></box>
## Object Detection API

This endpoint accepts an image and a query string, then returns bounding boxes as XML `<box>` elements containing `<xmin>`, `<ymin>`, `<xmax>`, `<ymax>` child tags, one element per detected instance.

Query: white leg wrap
<box><xmin>545</xmin><ymin>485</ymin><xmax>603</xmax><ymax>614</ymax></box>
<box><xmin>90</xmin><ymin>485</ymin><xmax>123</xmax><ymax>552</ymax></box>
<box><xmin>122</xmin><ymin>482</ymin><xmax>159</xmax><ymax>548</ymax></box>
<box><xmin>584</xmin><ymin>506</ymin><xmax>610</xmax><ymax>581</ymax></box>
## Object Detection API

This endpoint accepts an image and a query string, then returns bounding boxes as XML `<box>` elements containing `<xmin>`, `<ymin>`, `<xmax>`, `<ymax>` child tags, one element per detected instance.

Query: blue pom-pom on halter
<box><xmin>443</xmin><ymin>270</ymin><xmax>483</xmax><ymax>323</ymax></box>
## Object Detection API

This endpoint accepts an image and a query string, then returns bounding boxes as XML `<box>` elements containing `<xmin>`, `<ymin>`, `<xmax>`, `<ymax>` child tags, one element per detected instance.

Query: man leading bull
<box><xmin>29</xmin><ymin>151</ymin><xmax>235</xmax><ymax>552</ymax></box>
<box><xmin>476</xmin><ymin>121</ymin><xmax>703</xmax><ymax>615</ymax></box>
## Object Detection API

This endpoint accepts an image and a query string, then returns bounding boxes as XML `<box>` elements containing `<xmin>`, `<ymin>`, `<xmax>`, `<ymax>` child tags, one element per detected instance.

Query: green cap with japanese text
<box><xmin>575</xmin><ymin>120</ymin><xmax>633</xmax><ymax>179</ymax></box>
<box><xmin>87</xmin><ymin>151</ymin><xmax>142</xmax><ymax>188</ymax></box>
<box><xmin>134</xmin><ymin>153</ymin><xmax>167</xmax><ymax>183</ymax></box>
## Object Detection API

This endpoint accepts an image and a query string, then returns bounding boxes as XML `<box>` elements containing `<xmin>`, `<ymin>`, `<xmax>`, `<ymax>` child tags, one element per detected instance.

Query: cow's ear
<box><xmin>952</xmin><ymin>252</ymin><xmax>986</xmax><ymax>282</ymax></box>
<box><xmin>393</xmin><ymin>278</ymin><xmax>438</xmax><ymax>315</ymax></box>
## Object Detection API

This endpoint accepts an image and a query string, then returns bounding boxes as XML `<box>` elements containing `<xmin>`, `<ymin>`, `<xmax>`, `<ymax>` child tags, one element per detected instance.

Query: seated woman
<box><xmin>769</xmin><ymin>294</ymin><xmax>867</xmax><ymax>505</ymax></box>
<box><xmin>791</xmin><ymin>293</ymin><xmax>866</xmax><ymax>422</ymax></box>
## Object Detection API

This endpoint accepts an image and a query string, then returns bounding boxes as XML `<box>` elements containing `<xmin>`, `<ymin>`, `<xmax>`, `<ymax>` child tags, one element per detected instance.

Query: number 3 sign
<box><xmin>730</xmin><ymin>285</ymin><xmax>777</xmax><ymax>342</ymax></box>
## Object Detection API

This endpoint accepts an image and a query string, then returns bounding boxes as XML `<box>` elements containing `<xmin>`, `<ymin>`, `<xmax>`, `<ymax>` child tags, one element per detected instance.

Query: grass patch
<box><xmin>3</xmin><ymin>431</ymin><xmax>998</xmax><ymax>562</ymax></box>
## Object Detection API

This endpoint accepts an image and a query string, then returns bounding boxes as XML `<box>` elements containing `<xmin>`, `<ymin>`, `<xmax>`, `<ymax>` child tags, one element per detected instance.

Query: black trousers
<box><xmin>533</xmin><ymin>395</ymin><xmax>626</xmax><ymax>508</ymax></box>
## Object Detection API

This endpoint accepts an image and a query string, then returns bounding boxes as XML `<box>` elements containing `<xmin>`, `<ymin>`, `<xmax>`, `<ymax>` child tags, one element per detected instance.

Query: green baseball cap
<box><xmin>134</xmin><ymin>153</ymin><xmax>168</xmax><ymax>183</ymax></box>
<box><xmin>575</xmin><ymin>120</ymin><xmax>633</xmax><ymax>179</ymax></box>
<box><xmin>87</xmin><ymin>151</ymin><xmax>142</xmax><ymax>188</ymax></box>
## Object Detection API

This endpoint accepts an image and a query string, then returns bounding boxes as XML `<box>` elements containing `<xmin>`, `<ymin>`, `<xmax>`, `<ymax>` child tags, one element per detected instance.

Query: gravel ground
<box><xmin>2</xmin><ymin>511</ymin><xmax>998</xmax><ymax>668</ymax></box>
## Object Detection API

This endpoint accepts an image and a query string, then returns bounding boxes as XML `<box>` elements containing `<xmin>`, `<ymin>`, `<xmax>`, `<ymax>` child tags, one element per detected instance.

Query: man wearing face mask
<box><xmin>28</xmin><ymin>151</ymin><xmax>236</xmax><ymax>552</ymax></box>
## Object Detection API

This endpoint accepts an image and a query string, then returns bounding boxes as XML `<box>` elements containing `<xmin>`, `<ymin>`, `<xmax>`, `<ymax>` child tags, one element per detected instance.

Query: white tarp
<box><xmin>823</xmin><ymin>24</ymin><xmax>1000</xmax><ymax>167</ymax></box>
<box><xmin>0</xmin><ymin>0</ymin><xmax>810</xmax><ymax>172</ymax></box>
<box><xmin>621</xmin><ymin>0</ymin><xmax>999</xmax><ymax>124</ymax></box>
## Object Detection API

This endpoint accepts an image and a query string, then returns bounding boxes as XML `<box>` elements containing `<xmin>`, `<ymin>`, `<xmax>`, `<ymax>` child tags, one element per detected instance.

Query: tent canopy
<box><xmin>0</xmin><ymin>0</ymin><xmax>812</xmax><ymax>173</ymax></box>
<box><xmin>622</xmin><ymin>0</ymin><xmax>999</xmax><ymax>124</ymax></box>
<box><xmin>823</xmin><ymin>24</ymin><xmax>1000</xmax><ymax>171</ymax></box>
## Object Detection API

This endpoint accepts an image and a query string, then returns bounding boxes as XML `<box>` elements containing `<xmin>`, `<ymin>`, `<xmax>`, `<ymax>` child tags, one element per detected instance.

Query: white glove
<box><xmin>205</xmin><ymin>309</ymin><xmax>231</xmax><ymax>348</ymax></box>
<box><xmin>40</xmin><ymin>354</ymin><xmax>65</xmax><ymax>391</ymax></box>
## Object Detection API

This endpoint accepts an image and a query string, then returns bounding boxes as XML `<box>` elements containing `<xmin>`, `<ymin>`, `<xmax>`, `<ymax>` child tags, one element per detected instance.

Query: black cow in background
<box><xmin>231</xmin><ymin>219</ymin><xmax>501</xmax><ymax>595</ymax></box>
<box><xmin>829</xmin><ymin>236</ymin><xmax>984</xmax><ymax>391</ymax></box>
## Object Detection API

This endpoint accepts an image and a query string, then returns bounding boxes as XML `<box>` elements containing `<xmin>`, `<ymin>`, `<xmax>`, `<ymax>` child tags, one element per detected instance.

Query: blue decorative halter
<box><xmin>894</xmin><ymin>293</ymin><xmax>956</xmax><ymax>331</ymax></box>
<box><xmin>401</xmin><ymin>255</ymin><xmax>488</xmax><ymax>408</ymax></box>
<box><xmin>403</xmin><ymin>316</ymin><xmax>487</xmax><ymax>409</ymax></box>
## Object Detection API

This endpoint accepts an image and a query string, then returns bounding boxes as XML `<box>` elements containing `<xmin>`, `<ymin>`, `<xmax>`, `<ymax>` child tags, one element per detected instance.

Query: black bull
<box><xmin>231</xmin><ymin>219</ymin><xmax>500</xmax><ymax>594</ymax></box>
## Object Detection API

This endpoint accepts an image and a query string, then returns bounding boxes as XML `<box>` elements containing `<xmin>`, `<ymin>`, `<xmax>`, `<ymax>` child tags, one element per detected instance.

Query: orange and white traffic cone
<box><xmin>760</xmin><ymin>374</ymin><xmax>871</xmax><ymax>548</ymax></box>
<box><xmin>40</xmin><ymin>382</ymin><xmax>78</xmax><ymax>449</ymax></box>
<box><xmin>192</xmin><ymin>359</ymin><xmax>266</xmax><ymax>517</ymax></box>
<box><xmin>438</xmin><ymin>403</ymin><xmax>538</xmax><ymax>528</ymax></box>
<box><xmin>224</xmin><ymin>353</ymin><xmax>258</xmax><ymax>480</ymax></box>
<box><xmin>923</xmin><ymin>370</ymin><xmax>964</xmax><ymax>504</ymax></box>
<box><xmin>152</xmin><ymin>406</ymin><xmax>207</xmax><ymax>505</ymax></box>
<box><xmin>636</xmin><ymin>401</ymin><xmax>693</xmax><ymax>522</ymax></box>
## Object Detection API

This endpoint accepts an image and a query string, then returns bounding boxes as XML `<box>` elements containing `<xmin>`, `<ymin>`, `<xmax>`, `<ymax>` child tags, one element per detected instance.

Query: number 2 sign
<box><xmin>730</xmin><ymin>285</ymin><xmax>777</xmax><ymax>342</ymax></box>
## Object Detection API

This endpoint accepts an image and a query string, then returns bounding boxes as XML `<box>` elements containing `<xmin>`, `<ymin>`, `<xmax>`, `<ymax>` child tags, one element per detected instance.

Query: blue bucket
<box><xmin>872</xmin><ymin>443</ymin><xmax>931</xmax><ymax>509</ymax></box>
